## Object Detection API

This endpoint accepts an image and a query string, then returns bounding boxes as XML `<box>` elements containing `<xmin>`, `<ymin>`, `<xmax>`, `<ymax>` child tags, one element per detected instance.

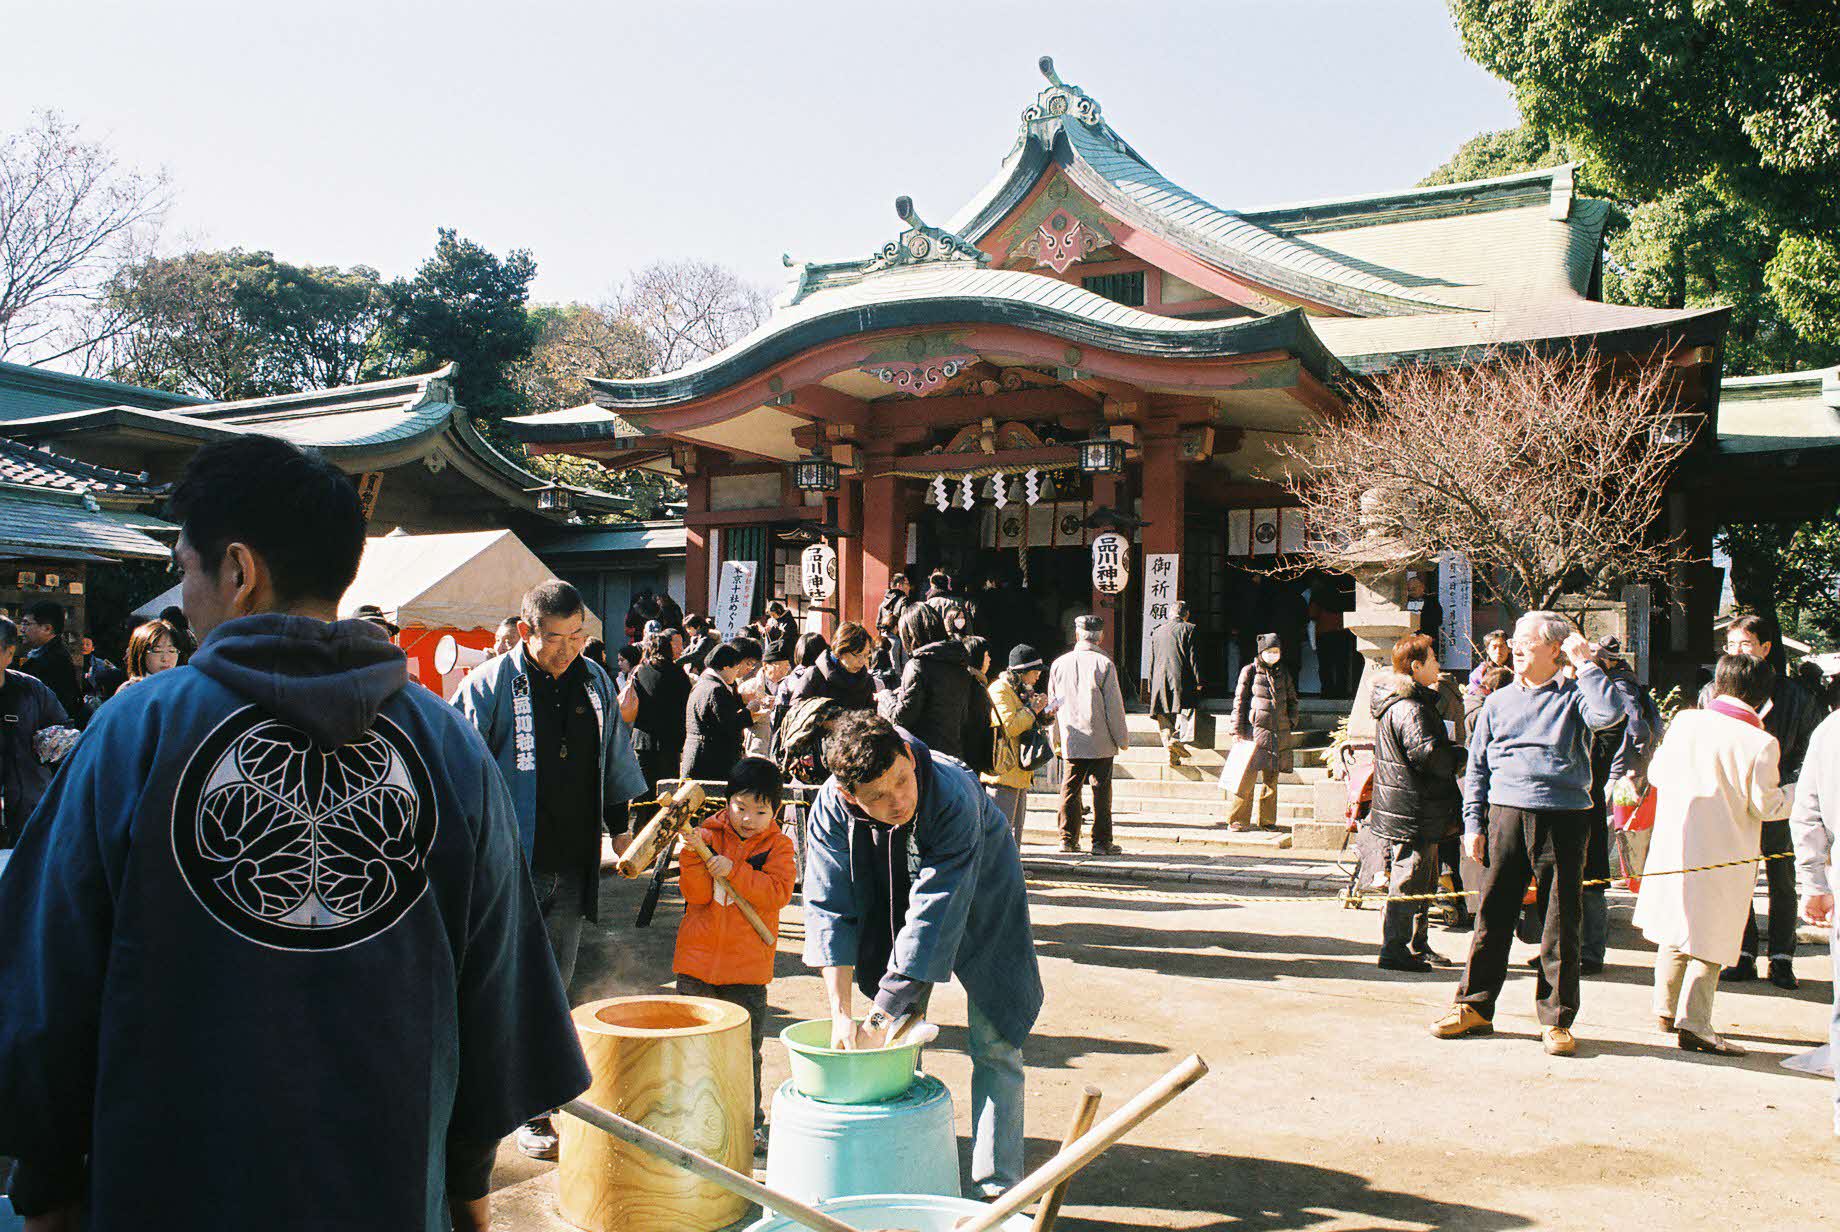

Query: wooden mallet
<box><xmin>614</xmin><ymin>779</ymin><xmax>777</xmax><ymax>948</ymax></box>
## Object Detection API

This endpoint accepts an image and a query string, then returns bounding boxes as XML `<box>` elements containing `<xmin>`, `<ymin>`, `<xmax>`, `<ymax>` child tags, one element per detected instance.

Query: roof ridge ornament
<box><xmin>1024</xmin><ymin>55</ymin><xmax>1102</xmax><ymax>127</ymax></box>
<box><xmin>867</xmin><ymin>196</ymin><xmax>989</xmax><ymax>272</ymax></box>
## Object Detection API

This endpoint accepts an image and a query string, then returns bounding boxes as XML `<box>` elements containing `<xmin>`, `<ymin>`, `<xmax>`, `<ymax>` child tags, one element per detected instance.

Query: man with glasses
<box><xmin>1432</xmin><ymin>612</ymin><xmax>1624</xmax><ymax>1057</ymax></box>
<box><xmin>453</xmin><ymin>579</ymin><xmax>646</xmax><ymax>1160</ymax></box>
<box><xmin>1700</xmin><ymin>613</ymin><xmax>1822</xmax><ymax>989</ymax></box>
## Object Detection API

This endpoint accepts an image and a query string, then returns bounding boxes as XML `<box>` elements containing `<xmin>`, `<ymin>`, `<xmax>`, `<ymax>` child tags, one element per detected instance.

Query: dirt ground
<box><xmin>493</xmin><ymin>869</ymin><xmax>1838</xmax><ymax>1232</ymax></box>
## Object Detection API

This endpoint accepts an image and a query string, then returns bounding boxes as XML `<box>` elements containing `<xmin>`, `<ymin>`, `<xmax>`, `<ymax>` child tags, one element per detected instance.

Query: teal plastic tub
<box><xmin>745</xmin><ymin>1193</ymin><xmax>1032</xmax><ymax>1232</ymax></box>
<box><xmin>764</xmin><ymin>1076</ymin><xmax>957</xmax><ymax>1203</ymax></box>
<box><xmin>779</xmin><ymin>1019</ymin><xmax>920</xmax><ymax>1104</ymax></box>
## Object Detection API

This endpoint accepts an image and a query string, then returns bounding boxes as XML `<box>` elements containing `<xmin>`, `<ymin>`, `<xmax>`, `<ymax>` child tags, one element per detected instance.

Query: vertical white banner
<box><xmin>706</xmin><ymin>528</ymin><xmax>721</xmax><ymax>614</ymax></box>
<box><xmin>1437</xmin><ymin>551</ymin><xmax>1473</xmax><ymax>668</ymax></box>
<box><xmin>1226</xmin><ymin>509</ymin><xmax>1251</xmax><ymax>556</ymax></box>
<box><xmin>713</xmin><ymin>559</ymin><xmax>758</xmax><ymax>642</ymax></box>
<box><xmin>1623</xmin><ymin>582</ymin><xmax>1651</xmax><ymax>682</ymax></box>
<box><xmin>1140</xmin><ymin>553</ymin><xmax>1180</xmax><ymax>679</ymax></box>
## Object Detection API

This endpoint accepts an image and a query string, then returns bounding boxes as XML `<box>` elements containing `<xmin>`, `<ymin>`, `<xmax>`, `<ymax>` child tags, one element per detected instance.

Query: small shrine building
<box><xmin>511</xmin><ymin>58</ymin><xmax>1732</xmax><ymax>694</ymax></box>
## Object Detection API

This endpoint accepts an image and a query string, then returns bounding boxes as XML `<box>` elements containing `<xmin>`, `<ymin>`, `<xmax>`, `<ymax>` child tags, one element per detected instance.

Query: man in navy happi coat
<box><xmin>0</xmin><ymin>436</ymin><xmax>588</xmax><ymax>1231</ymax></box>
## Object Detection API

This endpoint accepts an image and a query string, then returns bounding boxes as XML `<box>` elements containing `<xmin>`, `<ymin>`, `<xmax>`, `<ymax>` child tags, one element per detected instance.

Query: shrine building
<box><xmin>511</xmin><ymin>57</ymin><xmax>1731</xmax><ymax>695</ymax></box>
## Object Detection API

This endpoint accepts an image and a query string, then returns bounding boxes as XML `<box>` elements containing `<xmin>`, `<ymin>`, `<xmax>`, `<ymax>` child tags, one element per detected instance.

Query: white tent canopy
<box><xmin>341</xmin><ymin>528</ymin><xmax>600</xmax><ymax>634</ymax></box>
<box><xmin>133</xmin><ymin>528</ymin><xmax>599</xmax><ymax>635</ymax></box>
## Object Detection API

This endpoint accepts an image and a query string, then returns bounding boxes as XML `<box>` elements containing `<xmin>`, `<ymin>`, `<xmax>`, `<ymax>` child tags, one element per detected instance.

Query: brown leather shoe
<box><xmin>1542</xmin><ymin>1027</ymin><xmax>1577</xmax><ymax>1057</ymax></box>
<box><xmin>1430</xmin><ymin>1005</ymin><xmax>1493</xmax><ymax>1039</ymax></box>
<box><xmin>1678</xmin><ymin>1028</ymin><xmax>1747</xmax><ymax>1057</ymax></box>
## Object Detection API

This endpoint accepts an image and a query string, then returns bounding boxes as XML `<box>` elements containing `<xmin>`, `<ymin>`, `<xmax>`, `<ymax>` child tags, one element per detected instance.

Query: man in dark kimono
<box><xmin>17</xmin><ymin>601</ymin><xmax>85</xmax><ymax>730</ymax></box>
<box><xmin>0</xmin><ymin>435</ymin><xmax>589</xmax><ymax>1231</ymax></box>
<box><xmin>803</xmin><ymin>712</ymin><xmax>1042</xmax><ymax>1198</ymax></box>
<box><xmin>1147</xmin><ymin>600</ymin><xmax>1203</xmax><ymax>766</ymax></box>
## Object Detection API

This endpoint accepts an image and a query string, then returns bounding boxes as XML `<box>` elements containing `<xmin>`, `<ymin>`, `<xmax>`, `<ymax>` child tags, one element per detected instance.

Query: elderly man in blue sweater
<box><xmin>1432</xmin><ymin>612</ymin><xmax>1623</xmax><ymax>1057</ymax></box>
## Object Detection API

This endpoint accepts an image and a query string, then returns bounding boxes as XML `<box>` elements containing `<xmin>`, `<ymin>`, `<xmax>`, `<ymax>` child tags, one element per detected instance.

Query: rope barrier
<box><xmin>1026</xmin><ymin>850</ymin><xmax>1801</xmax><ymax>908</ymax></box>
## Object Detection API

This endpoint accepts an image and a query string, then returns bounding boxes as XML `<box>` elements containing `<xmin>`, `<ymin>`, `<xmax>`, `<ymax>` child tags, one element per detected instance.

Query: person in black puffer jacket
<box><xmin>1227</xmin><ymin>633</ymin><xmax>1298</xmax><ymax>830</ymax></box>
<box><xmin>779</xmin><ymin>620</ymin><xmax>877</xmax><ymax>717</ymax></box>
<box><xmin>681</xmin><ymin>640</ymin><xmax>762</xmax><ymax>782</ymax></box>
<box><xmin>1369</xmin><ymin>633</ymin><xmax>1466</xmax><ymax>972</ymax></box>
<box><xmin>893</xmin><ymin>604</ymin><xmax>990</xmax><ymax>768</ymax></box>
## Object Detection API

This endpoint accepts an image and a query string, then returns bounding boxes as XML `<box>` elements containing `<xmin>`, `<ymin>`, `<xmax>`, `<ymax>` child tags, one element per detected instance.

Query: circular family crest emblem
<box><xmin>171</xmin><ymin>708</ymin><xmax>436</xmax><ymax>951</ymax></box>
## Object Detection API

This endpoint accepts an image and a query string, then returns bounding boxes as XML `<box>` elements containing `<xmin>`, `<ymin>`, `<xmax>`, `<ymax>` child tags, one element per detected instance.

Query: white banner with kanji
<box><xmin>1140</xmin><ymin>553</ymin><xmax>1180</xmax><ymax>678</ymax></box>
<box><xmin>714</xmin><ymin>559</ymin><xmax>758</xmax><ymax>643</ymax></box>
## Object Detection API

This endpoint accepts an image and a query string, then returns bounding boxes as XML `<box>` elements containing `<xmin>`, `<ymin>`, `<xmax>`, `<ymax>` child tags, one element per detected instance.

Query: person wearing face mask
<box><xmin>1227</xmin><ymin>633</ymin><xmax>1298</xmax><ymax>832</ymax></box>
<box><xmin>802</xmin><ymin>711</ymin><xmax>1040</xmax><ymax>1200</ymax></box>
<box><xmin>1432</xmin><ymin>612</ymin><xmax>1623</xmax><ymax>1057</ymax></box>
<box><xmin>453</xmin><ymin>578</ymin><xmax>646</xmax><ymax>1159</ymax></box>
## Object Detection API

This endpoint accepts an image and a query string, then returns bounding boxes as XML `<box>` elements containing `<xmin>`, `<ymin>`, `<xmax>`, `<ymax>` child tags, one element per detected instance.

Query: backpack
<box><xmin>777</xmin><ymin>696</ymin><xmax>843</xmax><ymax>786</ymax></box>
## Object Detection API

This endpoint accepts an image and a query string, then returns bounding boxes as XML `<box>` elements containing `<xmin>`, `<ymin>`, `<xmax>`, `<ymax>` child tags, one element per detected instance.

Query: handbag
<box><xmin>1017</xmin><ymin>723</ymin><xmax>1055</xmax><ymax>773</ymax></box>
<box><xmin>1218</xmin><ymin>738</ymin><xmax>1257</xmax><ymax>799</ymax></box>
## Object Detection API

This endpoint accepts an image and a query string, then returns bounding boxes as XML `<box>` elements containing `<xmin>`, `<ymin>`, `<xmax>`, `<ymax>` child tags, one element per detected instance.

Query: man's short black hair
<box><xmin>728</xmin><ymin>636</ymin><xmax>763</xmax><ymax>664</ymax></box>
<box><xmin>823</xmin><ymin>711</ymin><xmax>909</xmax><ymax>791</ymax></box>
<box><xmin>0</xmin><ymin>616</ymin><xmax>19</xmax><ymax>650</ymax></box>
<box><xmin>520</xmin><ymin>580</ymin><xmax>584</xmax><ymax>629</ymax></box>
<box><xmin>684</xmin><ymin>613</ymin><xmax>707</xmax><ymax>631</ymax></box>
<box><xmin>1714</xmin><ymin>652</ymin><xmax>1775</xmax><ymax>710</ymax></box>
<box><xmin>728</xmin><ymin>756</ymin><xmax>784</xmax><ymax>809</ymax></box>
<box><xmin>24</xmin><ymin>600</ymin><xmax>65</xmax><ymax>636</ymax></box>
<box><xmin>168</xmin><ymin>435</ymin><xmax>365</xmax><ymax>605</ymax></box>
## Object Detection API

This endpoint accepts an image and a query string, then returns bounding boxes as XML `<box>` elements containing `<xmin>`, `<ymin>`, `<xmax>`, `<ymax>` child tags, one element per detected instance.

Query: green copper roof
<box><xmin>0</xmin><ymin>487</ymin><xmax>171</xmax><ymax>561</ymax></box>
<box><xmin>1717</xmin><ymin>367</ymin><xmax>1840</xmax><ymax>455</ymax></box>
<box><xmin>0</xmin><ymin>359</ymin><xmax>202</xmax><ymax>423</ymax></box>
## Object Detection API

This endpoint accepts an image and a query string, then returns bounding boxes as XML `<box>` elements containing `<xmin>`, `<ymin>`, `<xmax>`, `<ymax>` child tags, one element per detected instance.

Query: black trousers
<box><xmin>1380</xmin><ymin>840</ymin><xmax>1437</xmax><ymax>960</ymax></box>
<box><xmin>1741</xmin><ymin>818</ymin><xmax>1799</xmax><ymax>962</ymax></box>
<box><xmin>1058</xmin><ymin>758</ymin><xmax>1114</xmax><ymax>847</ymax></box>
<box><xmin>1456</xmin><ymin>805</ymin><xmax>1593</xmax><ymax>1029</ymax></box>
<box><xmin>676</xmin><ymin>975</ymin><xmax>770</xmax><ymax>1125</ymax></box>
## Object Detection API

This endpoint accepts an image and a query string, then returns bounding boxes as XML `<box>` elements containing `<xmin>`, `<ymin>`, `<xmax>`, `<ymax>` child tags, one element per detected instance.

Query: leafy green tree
<box><xmin>105</xmin><ymin>249</ymin><xmax>387</xmax><ymax>399</ymax></box>
<box><xmin>374</xmin><ymin>228</ymin><xmax>540</xmax><ymax>419</ymax></box>
<box><xmin>1448</xmin><ymin>0</ymin><xmax>1840</xmax><ymax>365</ymax></box>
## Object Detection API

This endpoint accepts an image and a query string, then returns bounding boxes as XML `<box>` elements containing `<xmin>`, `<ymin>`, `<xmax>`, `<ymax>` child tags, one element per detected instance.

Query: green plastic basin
<box><xmin>780</xmin><ymin>1019</ymin><xmax>920</xmax><ymax>1104</ymax></box>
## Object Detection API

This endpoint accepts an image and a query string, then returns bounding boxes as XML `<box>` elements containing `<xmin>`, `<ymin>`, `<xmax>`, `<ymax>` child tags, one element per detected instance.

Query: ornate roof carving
<box><xmin>868</xmin><ymin>197</ymin><xmax>989</xmax><ymax>272</ymax></box>
<box><xmin>1013</xmin><ymin>56</ymin><xmax>1143</xmax><ymax>162</ymax></box>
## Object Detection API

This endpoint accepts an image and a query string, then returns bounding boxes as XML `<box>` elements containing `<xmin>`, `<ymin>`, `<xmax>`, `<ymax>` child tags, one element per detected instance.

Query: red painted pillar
<box><xmin>684</xmin><ymin>473</ymin><xmax>710</xmax><ymax>618</ymax></box>
<box><xmin>1140</xmin><ymin>429</ymin><xmax>1185</xmax><ymax>559</ymax></box>
<box><xmin>837</xmin><ymin>477</ymin><xmax>864</xmax><ymax>625</ymax></box>
<box><xmin>861</xmin><ymin>461</ymin><xmax>903</xmax><ymax>631</ymax></box>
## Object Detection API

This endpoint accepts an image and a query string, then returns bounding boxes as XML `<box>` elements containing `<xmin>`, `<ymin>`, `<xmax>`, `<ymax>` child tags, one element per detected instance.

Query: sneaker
<box><xmin>1412</xmin><ymin>948</ymin><xmax>1456</xmax><ymax>968</ymax></box>
<box><xmin>517</xmin><ymin>1115</ymin><xmax>559</xmax><ymax>1160</ymax></box>
<box><xmin>1769</xmin><ymin>960</ymin><xmax>1799</xmax><ymax>991</ymax></box>
<box><xmin>1091</xmin><ymin>842</ymin><xmax>1123</xmax><ymax>856</ymax></box>
<box><xmin>1378</xmin><ymin>953</ymin><xmax>1434</xmax><ymax>973</ymax></box>
<box><xmin>1542</xmin><ymin>1027</ymin><xmax>1577</xmax><ymax>1057</ymax></box>
<box><xmin>1430</xmin><ymin>1005</ymin><xmax>1493</xmax><ymax>1039</ymax></box>
<box><xmin>1723</xmin><ymin>956</ymin><xmax>1757</xmax><ymax>982</ymax></box>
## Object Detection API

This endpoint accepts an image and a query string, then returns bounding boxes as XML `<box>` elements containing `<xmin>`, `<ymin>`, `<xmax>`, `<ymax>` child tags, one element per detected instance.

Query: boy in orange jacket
<box><xmin>674</xmin><ymin>755</ymin><xmax>798</xmax><ymax>1152</ymax></box>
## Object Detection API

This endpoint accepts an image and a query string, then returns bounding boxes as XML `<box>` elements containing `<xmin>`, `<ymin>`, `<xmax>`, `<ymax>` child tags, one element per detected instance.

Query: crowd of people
<box><xmin>0</xmin><ymin>433</ymin><xmax>1834</xmax><ymax>1230</ymax></box>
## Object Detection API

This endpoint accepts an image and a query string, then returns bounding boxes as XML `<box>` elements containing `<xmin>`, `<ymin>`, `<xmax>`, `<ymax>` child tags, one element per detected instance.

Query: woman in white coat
<box><xmin>1635</xmin><ymin>654</ymin><xmax>1789</xmax><ymax>1056</ymax></box>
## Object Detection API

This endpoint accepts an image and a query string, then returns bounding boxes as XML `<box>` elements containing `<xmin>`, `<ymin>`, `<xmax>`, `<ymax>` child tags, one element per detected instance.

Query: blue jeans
<box><xmin>968</xmin><ymin>998</ymin><xmax>1027</xmax><ymax>1192</ymax></box>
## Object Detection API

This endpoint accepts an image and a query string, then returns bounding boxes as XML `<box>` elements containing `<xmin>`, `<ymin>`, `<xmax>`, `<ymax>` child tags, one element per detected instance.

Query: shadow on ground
<box><xmin>967</xmin><ymin>1138</ymin><xmax>1534</xmax><ymax>1232</ymax></box>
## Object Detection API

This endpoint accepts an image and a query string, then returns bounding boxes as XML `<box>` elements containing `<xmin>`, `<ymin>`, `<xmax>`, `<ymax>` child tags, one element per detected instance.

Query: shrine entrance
<box><xmin>914</xmin><ymin>499</ymin><xmax>1095</xmax><ymax>661</ymax></box>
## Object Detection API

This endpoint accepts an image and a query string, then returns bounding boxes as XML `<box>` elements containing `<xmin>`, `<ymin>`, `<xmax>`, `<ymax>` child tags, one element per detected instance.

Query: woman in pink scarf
<box><xmin>1635</xmin><ymin>653</ymin><xmax>1789</xmax><ymax>1056</ymax></box>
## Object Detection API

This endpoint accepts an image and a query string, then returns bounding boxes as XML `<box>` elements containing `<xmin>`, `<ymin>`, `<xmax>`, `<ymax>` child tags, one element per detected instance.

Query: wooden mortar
<box><xmin>558</xmin><ymin>995</ymin><xmax>755</xmax><ymax>1232</ymax></box>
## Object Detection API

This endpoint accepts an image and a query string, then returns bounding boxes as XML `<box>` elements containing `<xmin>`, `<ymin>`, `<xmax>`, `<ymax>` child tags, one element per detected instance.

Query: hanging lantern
<box><xmin>1078</xmin><ymin>437</ymin><xmax>1126</xmax><ymax>475</ymax></box>
<box><xmin>1090</xmin><ymin>530</ymin><xmax>1130</xmax><ymax>595</ymax></box>
<box><xmin>791</xmin><ymin>451</ymin><xmax>841</xmax><ymax>493</ymax></box>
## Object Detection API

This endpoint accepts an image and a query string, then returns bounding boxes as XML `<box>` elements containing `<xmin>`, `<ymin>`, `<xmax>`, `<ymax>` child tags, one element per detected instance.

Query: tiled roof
<box><xmin>0</xmin><ymin>438</ymin><xmax>159</xmax><ymax>495</ymax></box>
<box><xmin>1312</xmin><ymin>299</ymin><xmax>1728</xmax><ymax>374</ymax></box>
<box><xmin>0</xmin><ymin>359</ymin><xmax>202</xmax><ymax>423</ymax></box>
<box><xmin>0</xmin><ymin>489</ymin><xmax>171</xmax><ymax>560</ymax></box>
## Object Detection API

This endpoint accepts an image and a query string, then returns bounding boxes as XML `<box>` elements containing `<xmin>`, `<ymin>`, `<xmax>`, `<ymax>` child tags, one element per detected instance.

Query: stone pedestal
<box><xmin>1344</xmin><ymin>564</ymin><xmax>1419</xmax><ymax>743</ymax></box>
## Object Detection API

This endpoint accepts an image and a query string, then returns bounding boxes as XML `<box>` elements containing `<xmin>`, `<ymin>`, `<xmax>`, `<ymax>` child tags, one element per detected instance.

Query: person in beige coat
<box><xmin>1047</xmin><ymin>616</ymin><xmax>1130</xmax><ymax>855</ymax></box>
<box><xmin>1634</xmin><ymin>653</ymin><xmax>1789</xmax><ymax>1057</ymax></box>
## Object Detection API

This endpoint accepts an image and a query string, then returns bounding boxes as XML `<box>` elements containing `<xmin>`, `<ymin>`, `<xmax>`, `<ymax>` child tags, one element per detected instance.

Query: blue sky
<box><xmin>8</xmin><ymin>1</ymin><xmax>1518</xmax><ymax>305</ymax></box>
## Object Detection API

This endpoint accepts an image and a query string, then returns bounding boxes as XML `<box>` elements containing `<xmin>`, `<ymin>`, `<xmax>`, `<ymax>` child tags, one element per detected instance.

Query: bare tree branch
<box><xmin>616</xmin><ymin>259</ymin><xmax>768</xmax><ymax>375</ymax></box>
<box><xmin>1269</xmin><ymin>346</ymin><xmax>1697</xmax><ymax>612</ymax></box>
<box><xmin>0</xmin><ymin>111</ymin><xmax>169</xmax><ymax>364</ymax></box>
